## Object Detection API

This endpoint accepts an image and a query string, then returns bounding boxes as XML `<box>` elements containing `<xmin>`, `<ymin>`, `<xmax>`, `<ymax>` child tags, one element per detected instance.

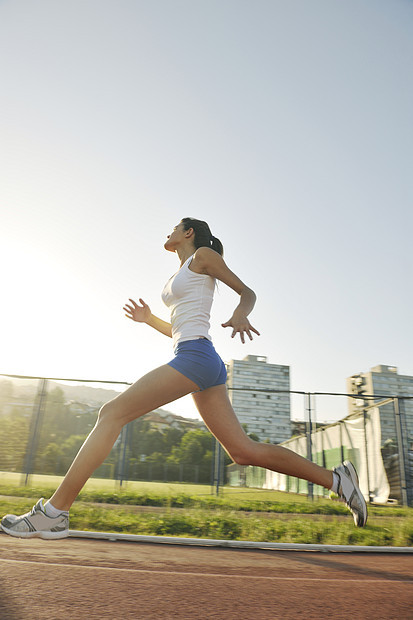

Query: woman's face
<box><xmin>164</xmin><ymin>222</ymin><xmax>186</xmax><ymax>252</ymax></box>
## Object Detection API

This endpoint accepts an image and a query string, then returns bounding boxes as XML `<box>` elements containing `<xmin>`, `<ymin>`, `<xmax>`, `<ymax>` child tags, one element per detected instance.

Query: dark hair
<box><xmin>181</xmin><ymin>217</ymin><xmax>224</xmax><ymax>256</ymax></box>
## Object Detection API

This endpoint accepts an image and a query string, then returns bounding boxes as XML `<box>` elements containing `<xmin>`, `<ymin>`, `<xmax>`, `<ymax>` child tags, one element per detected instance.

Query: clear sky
<box><xmin>1</xmin><ymin>0</ymin><xmax>412</xmax><ymax>423</ymax></box>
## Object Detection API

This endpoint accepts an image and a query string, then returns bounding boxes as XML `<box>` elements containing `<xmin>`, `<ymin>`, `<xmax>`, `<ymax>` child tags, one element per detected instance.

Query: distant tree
<box><xmin>38</xmin><ymin>442</ymin><xmax>63</xmax><ymax>475</ymax></box>
<box><xmin>58</xmin><ymin>435</ymin><xmax>86</xmax><ymax>472</ymax></box>
<box><xmin>37</xmin><ymin>387</ymin><xmax>70</xmax><ymax>452</ymax></box>
<box><xmin>145</xmin><ymin>451</ymin><xmax>165</xmax><ymax>464</ymax></box>
<box><xmin>163</xmin><ymin>426</ymin><xmax>185</xmax><ymax>452</ymax></box>
<box><xmin>165</xmin><ymin>429</ymin><xmax>219</xmax><ymax>482</ymax></box>
<box><xmin>139</xmin><ymin>429</ymin><xmax>165</xmax><ymax>456</ymax></box>
<box><xmin>0</xmin><ymin>408</ymin><xmax>30</xmax><ymax>471</ymax></box>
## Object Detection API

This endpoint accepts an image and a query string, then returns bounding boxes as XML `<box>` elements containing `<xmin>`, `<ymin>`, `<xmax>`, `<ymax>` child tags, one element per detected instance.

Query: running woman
<box><xmin>1</xmin><ymin>218</ymin><xmax>367</xmax><ymax>538</ymax></box>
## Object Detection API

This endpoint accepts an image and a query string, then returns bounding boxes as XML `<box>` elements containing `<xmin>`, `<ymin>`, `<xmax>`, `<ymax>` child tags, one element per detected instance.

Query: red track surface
<box><xmin>0</xmin><ymin>535</ymin><xmax>412</xmax><ymax>619</ymax></box>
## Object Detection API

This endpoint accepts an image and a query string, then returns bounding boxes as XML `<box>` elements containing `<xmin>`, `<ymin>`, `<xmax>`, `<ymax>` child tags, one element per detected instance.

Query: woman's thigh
<box><xmin>192</xmin><ymin>384</ymin><xmax>252</xmax><ymax>456</ymax></box>
<box><xmin>103</xmin><ymin>365</ymin><xmax>199</xmax><ymax>425</ymax></box>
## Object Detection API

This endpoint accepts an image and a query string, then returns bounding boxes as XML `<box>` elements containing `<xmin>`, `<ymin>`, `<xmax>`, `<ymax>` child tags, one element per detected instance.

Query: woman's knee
<box><xmin>227</xmin><ymin>438</ymin><xmax>258</xmax><ymax>466</ymax></box>
<box><xmin>98</xmin><ymin>395</ymin><xmax>145</xmax><ymax>427</ymax></box>
<box><xmin>97</xmin><ymin>399</ymin><xmax>125</xmax><ymax>428</ymax></box>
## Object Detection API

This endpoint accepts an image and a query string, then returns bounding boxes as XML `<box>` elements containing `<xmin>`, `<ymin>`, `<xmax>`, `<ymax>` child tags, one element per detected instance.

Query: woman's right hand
<box><xmin>123</xmin><ymin>298</ymin><xmax>151</xmax><ymax>323</ymax></box>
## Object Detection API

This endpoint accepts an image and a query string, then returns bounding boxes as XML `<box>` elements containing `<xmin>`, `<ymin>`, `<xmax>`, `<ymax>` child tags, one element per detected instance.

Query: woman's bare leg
<box><xmin>192</xmin><ymin>385</ymin><xmax>333</xmax><ymax>488</ymax></box>
<box><xmin>49</xmin><ymin>366</ymin><xmax>199</xmax><ymax>511</ymax></box>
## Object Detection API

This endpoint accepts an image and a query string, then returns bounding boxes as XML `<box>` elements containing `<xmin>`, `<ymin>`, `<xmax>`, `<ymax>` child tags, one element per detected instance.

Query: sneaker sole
<box><xmin>0</xmin><ymin>523</ymin><xmax>69</xmax><ymax>540</ymax></box>
<box><xmin>343</xmin><ymin>461</ymin><xmax>368</xmax><ymax>527</ymax></box>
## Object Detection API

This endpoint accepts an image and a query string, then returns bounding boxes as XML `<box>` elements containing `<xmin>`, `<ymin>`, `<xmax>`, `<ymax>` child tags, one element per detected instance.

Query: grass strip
<box><xmin>1</xmin><ymin>494</ymin><xmax>412</xmax><ymax>547</ymax></box>
<box><xmin>0</xmin><ymin>483</ymin><xmax>410</xmax><ymax>518</ymax></box>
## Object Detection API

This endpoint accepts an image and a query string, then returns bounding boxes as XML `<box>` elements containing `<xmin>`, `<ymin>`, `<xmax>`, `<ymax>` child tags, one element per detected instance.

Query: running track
<box><xmin>0</xmin><ymin>535</ymin><xmax>412</xmax><ymax>619</ymax></box>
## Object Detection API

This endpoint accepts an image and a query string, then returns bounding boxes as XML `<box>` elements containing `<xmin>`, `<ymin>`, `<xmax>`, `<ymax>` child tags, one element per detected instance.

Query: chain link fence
<box><xmin>0</xmin><ymin>373</ymin><xmax>412</xmax><ymax>504</ymax></box>
<box><xmin>229</xmin><ymin>392</ymin><xmax>413</xmax><ymax>506</ymax></box>
<box><xmin>0</xmin><ymin>374</ymin><xmax>219</xmax><ymax>488</ymax></box>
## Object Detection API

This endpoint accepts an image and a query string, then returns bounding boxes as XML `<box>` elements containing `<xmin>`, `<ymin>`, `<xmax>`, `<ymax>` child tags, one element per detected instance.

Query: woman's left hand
<box><xmin>221</xmin><ymin>313</ymin><xmax>260</xmax><ymax>344</ymax></box>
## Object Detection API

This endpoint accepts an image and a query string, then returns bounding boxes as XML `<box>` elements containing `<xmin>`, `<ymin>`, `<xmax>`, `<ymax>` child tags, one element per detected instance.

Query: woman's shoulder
<box><xmin>191</xmin><ymin>247</ymin><xmax>221</xmax><ymax>275</ymax></box>
<box><xmin>194</xmin><ymin>246</ymin><xmax>221</xmax><ymax>262</ymax></box>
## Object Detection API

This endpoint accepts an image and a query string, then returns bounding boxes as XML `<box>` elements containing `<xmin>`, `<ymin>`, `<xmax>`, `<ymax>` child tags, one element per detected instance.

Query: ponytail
<box><xmin>210</xmin><ymin>234</ymin><xmax>224</xmax><ymax>256</ymax></box>
<box><xmin>181</xmin><ymin>218</ymin><xmax>224</xmax><ymax>256</ymax></box>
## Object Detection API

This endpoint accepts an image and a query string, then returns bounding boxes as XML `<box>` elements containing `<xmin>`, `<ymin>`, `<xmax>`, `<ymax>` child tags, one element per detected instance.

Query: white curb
<box><xmin>68</xmin><ymin>530</ymin><xmax>413</xmax><ymax>553</ymax></box>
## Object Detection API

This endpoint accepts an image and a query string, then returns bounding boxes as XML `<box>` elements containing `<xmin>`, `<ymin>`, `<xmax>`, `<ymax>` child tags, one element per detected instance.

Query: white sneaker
<box><xmin>1</xmin><ymin>498</ymin><xmax>69</xmax><ymax>539</ymax></box>
<box><xmin>333</xmin><ymin>461</ymin><xmax>368</xmax><ymax>527</ymax></box>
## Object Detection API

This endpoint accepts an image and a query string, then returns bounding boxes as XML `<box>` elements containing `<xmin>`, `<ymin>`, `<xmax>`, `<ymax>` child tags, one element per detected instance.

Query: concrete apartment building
<box><xmin>226</xmin><ymin>355</ymin><xmax>291</xmax><ymax>443</ymax></box>
<box><xmin>346</xmin><ymin>365</ymin><xmax>413</xmax><ymax>443</ymax></box>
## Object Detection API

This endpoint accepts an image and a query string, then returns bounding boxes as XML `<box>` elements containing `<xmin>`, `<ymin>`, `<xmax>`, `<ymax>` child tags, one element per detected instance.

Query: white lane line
<box><xmin>0</xmin><ymin>558</ymin><xmax>411</xmax><ymax>584</ymax></box>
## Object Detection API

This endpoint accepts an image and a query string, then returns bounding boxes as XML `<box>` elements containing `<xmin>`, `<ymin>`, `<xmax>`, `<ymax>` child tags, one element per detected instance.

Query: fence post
<box><xmin>339</xmin><ymin>421</ymin><xmax>345</xmax><ymax>463</ymax></box>
<box><xmin>210</xmin><ymin>437</ymin><xmax>216</xmax><ymax>494</ymax></box>
<box><xmin>393</xmin><ymin>398</ymin><xmax>408</xmax><ymax>507</ymax></box>
<box><xmin>321</xmin><ymin>428</ymin><xmax>327</xmax><ymax>497</ymax></box>
<box><xmin>214</xmin><ymin>439</ymin><xmax>222</xmax><ymax>496</ymax></box>
<box><xmin>22</xmin><ymin>378</ymin><xmax>48</xmax><ymax>486</ymax></box>
<box><xmin>362</xmin><ymin>409</ymin><xmax>372</xmax><ymax>503</ymax></box>
<box><xmin>118</xmin><ymin>423</ymin><xmax>129</xmax><ymax>487</ymax></box>
<box><xmin>305</xmin><ymin>393</ymin><xmax>313</xmax><ymax>501</ymax></box>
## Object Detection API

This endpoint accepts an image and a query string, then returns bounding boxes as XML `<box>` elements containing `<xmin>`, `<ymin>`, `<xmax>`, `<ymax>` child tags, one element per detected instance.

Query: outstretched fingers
<box><xmin>123</xmin><ymin>299</ymin><xmax>136</xmax><ymax>318</ymax></box>
<box><xmin>123</xmin><ymin>298</ymin><xmax>150</xmax><ymax>322</ymax></box>
<box><xmin>221</xmin><ymin>320</ymin><xmax>260</xmax><ymax>343</ymax></box>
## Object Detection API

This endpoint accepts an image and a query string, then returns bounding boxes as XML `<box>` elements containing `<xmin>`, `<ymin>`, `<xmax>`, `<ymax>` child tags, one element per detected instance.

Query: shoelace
<box><xmin>337</xmin><ymin>476</ymin><xmax>353</xmax><ymax>509</ymax></box>
<box><xmin>28</xmin><ymin>503</ymin><xmax>40</xmax><ymax>517</ymax></box>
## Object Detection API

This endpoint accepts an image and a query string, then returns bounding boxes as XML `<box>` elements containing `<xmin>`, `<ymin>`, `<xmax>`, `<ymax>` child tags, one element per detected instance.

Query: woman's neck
<box><xmin>177</xmin><ymin>246</ymin><xmax>196</xmax><ymax>266</ymax></box>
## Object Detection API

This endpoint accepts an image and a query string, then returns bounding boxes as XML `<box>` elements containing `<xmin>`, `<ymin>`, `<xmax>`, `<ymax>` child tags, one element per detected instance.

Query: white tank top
<box><xmin>161</xmin><ymin>254</ymin><xmax>215</xmax><ymax>348</ymax></box>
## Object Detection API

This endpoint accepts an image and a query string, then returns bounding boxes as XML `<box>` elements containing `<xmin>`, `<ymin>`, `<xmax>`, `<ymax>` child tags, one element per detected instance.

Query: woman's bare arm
<box><xmin>123</xmin><ymin>298</ymin><xmax>172</xmax><ymax>338</ymax></box>
<box><xmin>191</xmin><ymin>248</ymin><xmax>260</xmax><ymax>344</ymax></box>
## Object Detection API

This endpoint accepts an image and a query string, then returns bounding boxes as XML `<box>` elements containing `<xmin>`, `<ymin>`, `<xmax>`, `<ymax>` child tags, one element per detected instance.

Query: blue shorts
<box><xmin>167</xmin><ymin>338</ymin><xmax>227</xmax><ymax>391</ymax></box>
